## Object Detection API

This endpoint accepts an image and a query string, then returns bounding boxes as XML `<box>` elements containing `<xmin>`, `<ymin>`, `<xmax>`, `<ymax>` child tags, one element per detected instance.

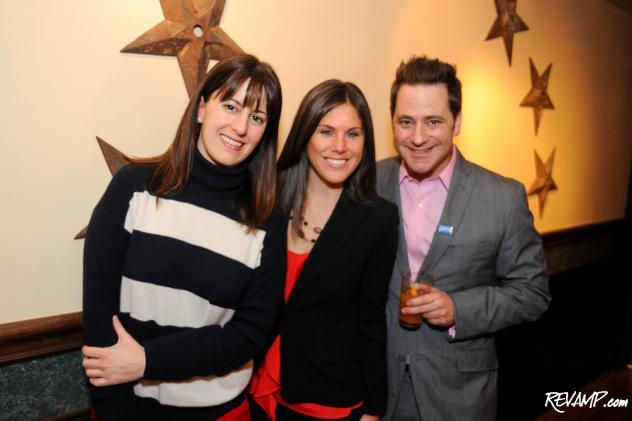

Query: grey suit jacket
<box><xmin>377</xmin><ymin>150</ymin><xmax>551</xmax><ymax>421</ymax></box>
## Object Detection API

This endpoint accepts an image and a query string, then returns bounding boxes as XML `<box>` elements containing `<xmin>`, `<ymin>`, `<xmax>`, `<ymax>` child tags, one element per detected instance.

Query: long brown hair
<box><xmin>277</xmin><ymin>79</ymin><xmax>377</xmax><ymax>232</ymax></box>
<box><xmin>136</xmin><ymin>54</ymin><xmax>282</xmax><ymax>231</ymax></box>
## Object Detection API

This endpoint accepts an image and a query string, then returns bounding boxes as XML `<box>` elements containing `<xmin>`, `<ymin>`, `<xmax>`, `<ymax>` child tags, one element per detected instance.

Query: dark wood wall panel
<box><xmin>0</xmin><ymin>312</ymin><xmax>83</xmax><ymax>365</ymax></box>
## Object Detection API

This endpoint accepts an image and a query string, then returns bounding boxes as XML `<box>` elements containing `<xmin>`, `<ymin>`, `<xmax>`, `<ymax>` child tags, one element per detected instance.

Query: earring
<box><xmin>197</xmin><ymin>116</ymin><xmax>203</xmax><ymax>123</ymax></box>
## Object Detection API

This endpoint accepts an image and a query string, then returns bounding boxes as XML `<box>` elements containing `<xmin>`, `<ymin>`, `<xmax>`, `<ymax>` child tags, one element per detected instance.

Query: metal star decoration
<box><xmin>527</xmin><ymin>148</ymin><xmax>557</xmax><ymax>218</ymax></box>
<box><xmin>485</xmin><ymin>0</ymin><xmax>529</xmax><ymax>66</ymax></box>
<box><xmin>520</xmin><ymin>58</ymin><xmax>554</xmax><ymax>135</ymax></box>
<box><xmin>75</xmin><ymin>137</ymin><xmax>131</xmax><ymax>239</ymax></box>
<box><xmin>121</xmin><ymin>0</ymin><xmax>243</xmax><ymax>98</ymax></box>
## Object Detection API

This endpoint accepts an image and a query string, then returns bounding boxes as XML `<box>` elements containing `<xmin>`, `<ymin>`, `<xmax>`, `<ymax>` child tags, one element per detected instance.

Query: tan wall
<box><xmin>1</xmin><ymin>0</ymin><xmax>631</xmax><ymax>323</ymax></box>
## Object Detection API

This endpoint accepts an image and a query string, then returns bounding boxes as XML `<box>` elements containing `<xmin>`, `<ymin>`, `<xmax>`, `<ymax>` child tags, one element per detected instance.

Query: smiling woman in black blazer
<box><xmin>249</xmin><ymin>80</ymin><xmax>399</xmax><ymax>421</ymax></box>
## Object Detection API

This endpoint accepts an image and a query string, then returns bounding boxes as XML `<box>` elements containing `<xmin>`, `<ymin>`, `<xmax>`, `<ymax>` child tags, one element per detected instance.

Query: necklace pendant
<box><xmin>295</xmin><ymin>214</ymin><xmax>322</xmax><ymax>244</ymax></box>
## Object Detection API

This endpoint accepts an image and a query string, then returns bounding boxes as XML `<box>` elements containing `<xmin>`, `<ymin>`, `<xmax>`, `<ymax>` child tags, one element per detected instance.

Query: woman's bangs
<box><xmin>243</xmin><ymin>81</ymin><xmax>265</xmax><ymax>113</ymax></box>
<box><xmin>216</xmin><ymin>73</ymin><xmax>265</xmax><ymax>113</ymax></box>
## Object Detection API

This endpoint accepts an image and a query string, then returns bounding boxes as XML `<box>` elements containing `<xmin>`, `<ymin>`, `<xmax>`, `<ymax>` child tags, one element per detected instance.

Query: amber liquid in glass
<box><xmin>399</xmin><ymin>283</ymin><xmax>430</xmax><ymax>330</ymax></box>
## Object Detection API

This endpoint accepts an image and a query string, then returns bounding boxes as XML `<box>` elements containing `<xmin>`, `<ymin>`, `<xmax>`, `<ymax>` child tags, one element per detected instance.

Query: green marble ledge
<box><xmin>0</xmin><ymin>351</ymin><xmax>89</xmax><ymax>420</ymax></box>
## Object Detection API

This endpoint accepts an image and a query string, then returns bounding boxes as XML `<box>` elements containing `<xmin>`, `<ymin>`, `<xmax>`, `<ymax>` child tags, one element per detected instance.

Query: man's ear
<box><xmin>453</xmin><ymin>112</ymin><xmax>462</xmax><ymax>136</ymax></box>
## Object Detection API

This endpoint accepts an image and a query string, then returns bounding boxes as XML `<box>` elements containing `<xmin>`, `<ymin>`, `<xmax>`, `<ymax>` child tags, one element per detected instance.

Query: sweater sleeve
<box><xmin>357</xmin><ymin>202</ymin><xmax>399</xmax><ymax>416</ymax></box>
<box><xmin>142</xmin><ymin>210</ymin><xmax>287</xmax><ymax>380</ymax></box>
<box><xmin>82</xmin><ymin>166</ymin><xmax>139</xmax><ymax>420</ymax></box>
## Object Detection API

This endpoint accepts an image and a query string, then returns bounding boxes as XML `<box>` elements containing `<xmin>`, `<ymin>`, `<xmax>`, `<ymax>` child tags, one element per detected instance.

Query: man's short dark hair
<box><xmin>390</xmin><ymin>55</ymin><xmax>462</xmax><ymax>119</ymax></box>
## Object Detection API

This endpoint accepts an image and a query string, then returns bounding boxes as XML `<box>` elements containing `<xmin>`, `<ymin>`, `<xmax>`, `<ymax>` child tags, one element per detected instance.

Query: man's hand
<box><xmin>401</xmin><ymin>287</ymin><xmax>455</xmax><ymax>327</ymax></box>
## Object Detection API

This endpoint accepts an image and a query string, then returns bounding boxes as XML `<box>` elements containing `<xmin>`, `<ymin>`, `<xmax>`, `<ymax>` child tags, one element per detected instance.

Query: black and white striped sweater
<box><xmin>83</xmin><ymin>149</ymin><xmax>286</xmax><ymax>420</ymax></box>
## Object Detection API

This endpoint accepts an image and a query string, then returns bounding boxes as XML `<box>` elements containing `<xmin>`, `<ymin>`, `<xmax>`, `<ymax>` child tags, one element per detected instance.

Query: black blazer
<box><xmin>279</xmin><ymin>192</ymin><xmax>399</xmax><ymax>415</ymax></box>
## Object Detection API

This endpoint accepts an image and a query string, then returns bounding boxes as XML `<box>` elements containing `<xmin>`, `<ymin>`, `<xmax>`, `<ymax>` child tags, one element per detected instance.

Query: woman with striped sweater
<box><xmin>81</xmin><ymin>54</ymin><xmax>285</xmax><ymax>421</ymax></box>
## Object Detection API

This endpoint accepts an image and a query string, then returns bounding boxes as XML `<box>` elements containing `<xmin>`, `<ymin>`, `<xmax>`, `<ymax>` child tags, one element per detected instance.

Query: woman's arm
<box><xmin>82</xmin><ymin>166</ymin><xmax>138</xmax><ymax>420</ymax></box>
<box><xmin>356</xmin><ymin>202</ymin><xmax>399</xmax><ymax>416</ymax></box>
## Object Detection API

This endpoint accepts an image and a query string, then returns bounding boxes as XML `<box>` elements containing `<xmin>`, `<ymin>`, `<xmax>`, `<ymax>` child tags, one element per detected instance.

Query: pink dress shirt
<box><xmin>399</xmin><ymin>147</ymin><xmax>457</xmax><ymax>338</ymax></box>
<box><xmin>399</xmin><ymin>147</ymin><xmax>457</xmax><ymax>277</ymax></box>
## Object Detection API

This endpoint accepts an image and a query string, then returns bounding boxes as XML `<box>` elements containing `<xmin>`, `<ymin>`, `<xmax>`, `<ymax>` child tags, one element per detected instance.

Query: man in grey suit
<box><xmin>377</xmin><ymin>56</ymin><xmax>551</xmax><ymax>421</ymax></box>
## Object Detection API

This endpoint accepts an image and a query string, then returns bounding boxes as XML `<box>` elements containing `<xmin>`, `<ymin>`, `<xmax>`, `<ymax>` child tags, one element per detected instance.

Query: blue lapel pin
<box><xmin>438</xmin><ymin>224</ymin><xmax>453</xmax><ymax>235</ymax></box>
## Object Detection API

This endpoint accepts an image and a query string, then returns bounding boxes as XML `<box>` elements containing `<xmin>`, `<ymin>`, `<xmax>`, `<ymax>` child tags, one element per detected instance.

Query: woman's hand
<box><xmin>82</xmin><ymin>315</ymin><xmax>146</xmax><ymax>387</ymax></box>
<box><xmin>359</xmin><ymin>414</ymin><xmax>379</xmax><ymax>421</ymax></box>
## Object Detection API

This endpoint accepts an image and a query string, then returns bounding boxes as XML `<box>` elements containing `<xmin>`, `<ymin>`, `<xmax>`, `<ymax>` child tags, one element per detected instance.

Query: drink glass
<box><xmin>399</xmin><ymin>272</ymin><xmax>434</xmax><ymax>330</ymax></box>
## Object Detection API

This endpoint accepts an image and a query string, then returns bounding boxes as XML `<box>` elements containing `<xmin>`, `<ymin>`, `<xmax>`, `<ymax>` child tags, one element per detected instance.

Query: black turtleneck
<box><xmin>186</xmin><ymin>148</ymin><xmax>249</xmax><ymax>199</ymax></box>
<box><xmin>82</xmin><ymin>156</ymin><xmax>286</xmax><ymax>420</ymax></box>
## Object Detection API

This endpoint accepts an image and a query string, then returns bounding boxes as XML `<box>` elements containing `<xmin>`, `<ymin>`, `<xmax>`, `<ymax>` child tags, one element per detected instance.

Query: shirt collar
<box><xmin>398</xmin><ymin>146</ymin><xmax>457</xmax><ymax>190</ymax></box>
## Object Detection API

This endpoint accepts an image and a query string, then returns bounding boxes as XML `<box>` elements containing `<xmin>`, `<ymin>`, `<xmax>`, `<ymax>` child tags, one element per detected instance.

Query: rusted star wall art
<box><xmin>485</xmin><ymin>0</ymin><xmax>529</xmax><ymax>66</ymax></box>
<box><xmin>527</xmin><ymin>148</ymin><xmax>557</xmax><ymax>218</ymax></box>
<box><xmin>520</xmin><ymin>58</ymin><xmax>554</xmax><ymax>136</ymax></box>
<box><xmin>121</xmin><ymin>0</ymin><xmax>243</xmax><ymax>98</ymax></box>
<box><xmin>75</xmin><ymin>137</ymin><xmax>131</xmax><ymax>239</ymax></box>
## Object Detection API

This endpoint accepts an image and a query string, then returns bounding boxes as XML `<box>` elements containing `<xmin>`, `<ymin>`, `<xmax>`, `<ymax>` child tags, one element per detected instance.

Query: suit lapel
<box><xmin>289</xmin><ymin>192</ymin><xmax>370</xmax><ymax>302</ymax></box>
<box><xmin>420</xmin><ymin>150</ymin><xmax>476</xmax><ymax>278</ymax></box>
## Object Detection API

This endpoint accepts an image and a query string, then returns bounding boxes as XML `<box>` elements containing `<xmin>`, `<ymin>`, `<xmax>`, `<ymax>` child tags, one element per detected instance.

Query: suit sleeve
<box><xmin>83</xmin><ymin>166</ymin><xmax>139</xmax><ymax>420</ymax></box>
<box><xmin>142</xmin><ymin>211</ymin><xmax>286</xmax><ymax>380</ymax></box>
<box><xmin>449</xmin><ymin>183</ymin><xmax>551</xmax><ymax>341</ymax></box>
<box><xmin>356</xmin><ymin>203</ymin><xmax>399</xmax><ymax>415</ymax></box>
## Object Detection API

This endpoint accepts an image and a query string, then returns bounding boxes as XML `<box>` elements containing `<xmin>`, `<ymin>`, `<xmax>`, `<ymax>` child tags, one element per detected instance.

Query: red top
<box><xmin>248</xmin><ymin>250</ymin><xmax>362</xmax><ymax>419</ymax></box>
<box><xmin>216</xmin><ymin>397</ymin><xmax>250</xmax><ymax>421</ymax></box>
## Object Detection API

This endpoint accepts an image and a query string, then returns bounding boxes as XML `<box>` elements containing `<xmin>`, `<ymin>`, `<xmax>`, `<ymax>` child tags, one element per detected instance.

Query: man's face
<box><xmin>392</xmin><ymin>83</ymin><xmax>461</xmax><ymax>180</ymax></box>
